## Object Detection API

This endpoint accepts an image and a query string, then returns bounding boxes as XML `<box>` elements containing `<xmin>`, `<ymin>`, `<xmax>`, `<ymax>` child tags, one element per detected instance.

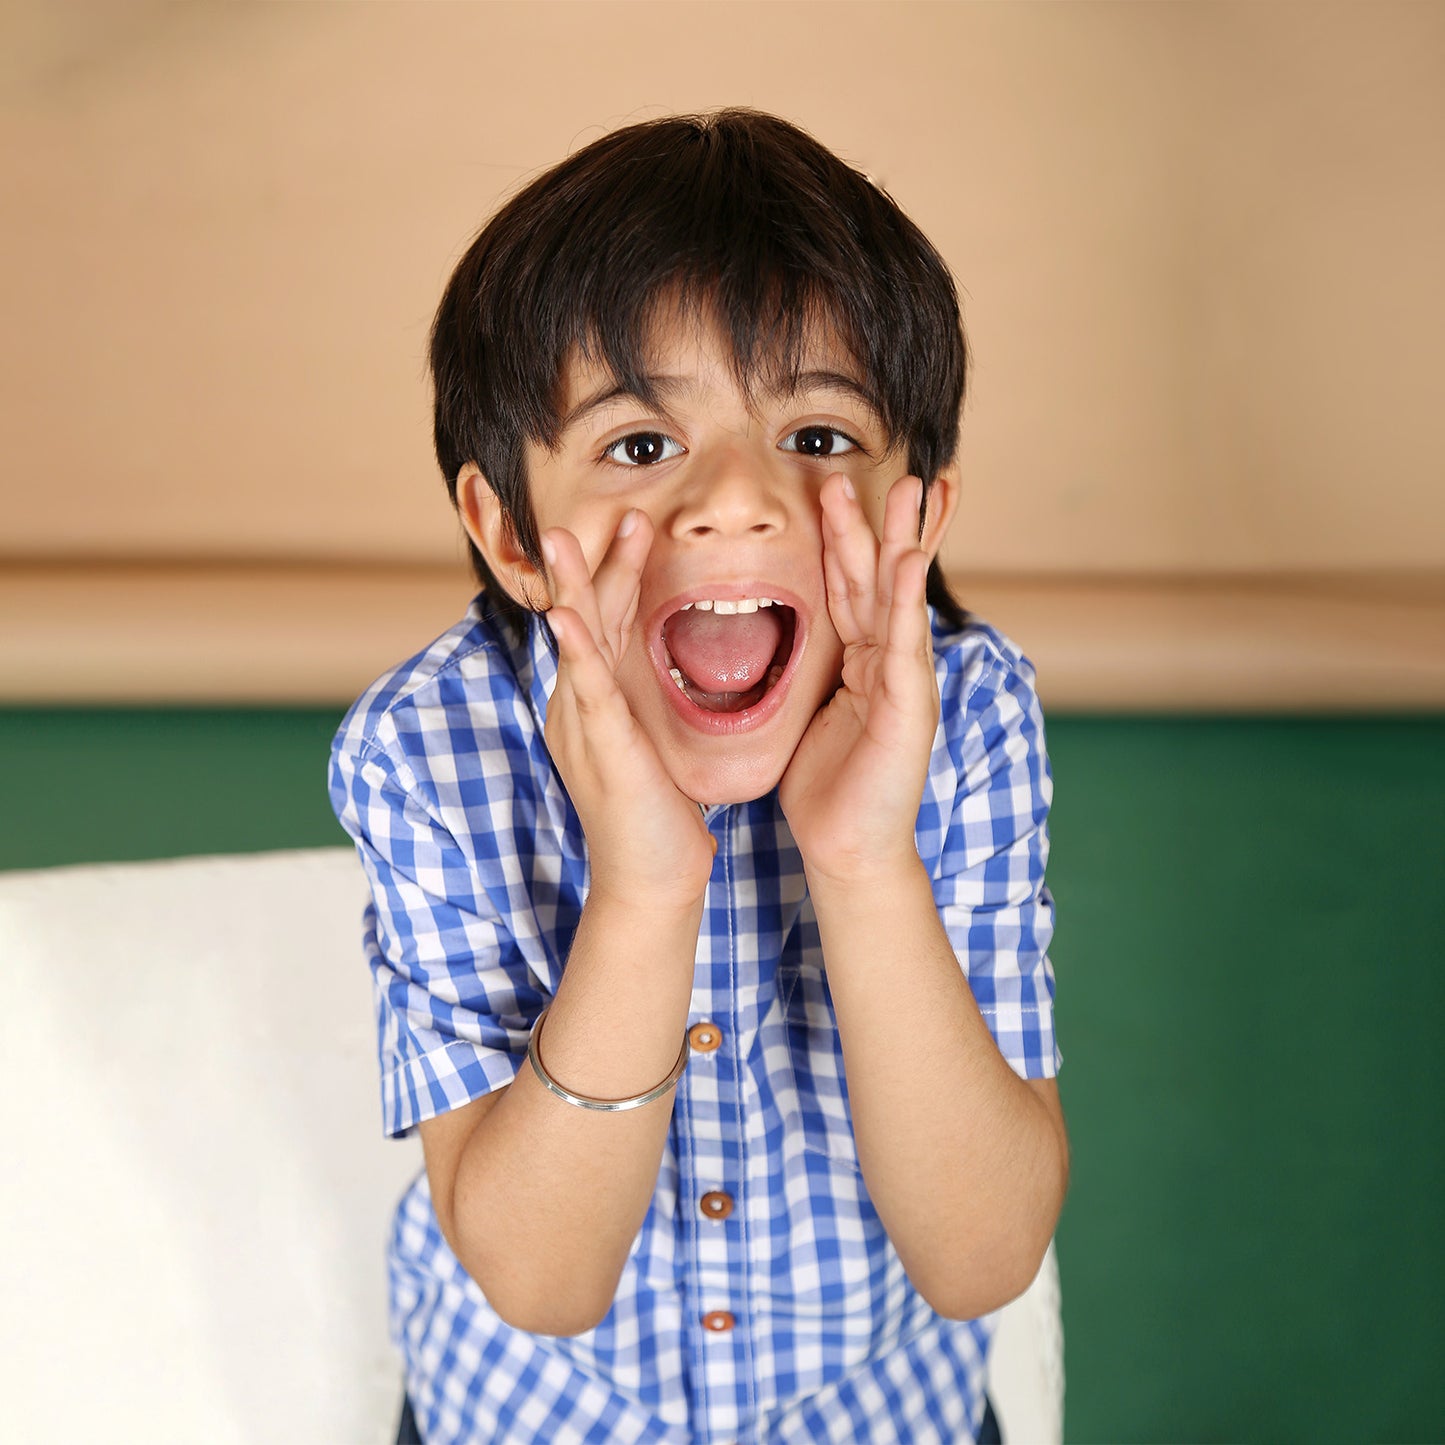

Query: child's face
<box><xmin>470</xmin><ymin>309</ymin><xmax>950</xmax><ymax>806</ymax></box>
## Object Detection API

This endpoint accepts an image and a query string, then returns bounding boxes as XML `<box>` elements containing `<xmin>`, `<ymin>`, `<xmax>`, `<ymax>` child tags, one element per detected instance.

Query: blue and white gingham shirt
<box><xmin>329</xmin><ymin>599</ymin><xmax>1060</xmax><ymax>1445</ymax></box>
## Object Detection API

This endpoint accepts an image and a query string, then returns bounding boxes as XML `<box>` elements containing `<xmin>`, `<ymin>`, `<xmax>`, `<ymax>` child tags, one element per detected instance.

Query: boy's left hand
<box><xmin>779</xmin><ymin>473</ymin><xmax>938</xmax><ymax>887</ymax></box>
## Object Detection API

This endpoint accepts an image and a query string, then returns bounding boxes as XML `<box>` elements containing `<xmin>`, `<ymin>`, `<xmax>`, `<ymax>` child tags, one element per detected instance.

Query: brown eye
<box><xmin>782</xmin><ymin>426</ymin><xmax>858</xmax><ymax>458</ymax></box>
<box><xmin>604</xmin><ymin>432</ymin><xmax>683</xmax><ymax>466</ymax></box>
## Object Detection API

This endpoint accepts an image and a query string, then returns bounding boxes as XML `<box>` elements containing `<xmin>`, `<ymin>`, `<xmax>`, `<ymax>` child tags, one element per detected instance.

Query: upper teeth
<box><xmin>681</xmin><ymin>598</ymin><xmax>780</xmax><ymax>614</ymax></box>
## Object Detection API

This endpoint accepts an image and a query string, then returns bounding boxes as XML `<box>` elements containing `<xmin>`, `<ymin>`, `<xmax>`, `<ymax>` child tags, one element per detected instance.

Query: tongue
<box><xmin>664</xmin><ymin>608</ymin><xmax>784</xmax><ymax>694</ymax></box>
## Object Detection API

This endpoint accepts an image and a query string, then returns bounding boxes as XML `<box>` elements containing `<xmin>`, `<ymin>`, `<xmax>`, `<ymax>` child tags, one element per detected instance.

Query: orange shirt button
<box><xmin>699</xmin><ymin>1190</ymin><xmax>734</xmax><ymax>1221</ymax></box>
<box><xmin>688</xmin><ymin>1022</ymin><xmax>722</xmax><ymax>1053</ymax></box>
<box><xmin>701</xmin><ymin>1310</ymin><xmax>736</xmax><ymax>1333</ymax></box>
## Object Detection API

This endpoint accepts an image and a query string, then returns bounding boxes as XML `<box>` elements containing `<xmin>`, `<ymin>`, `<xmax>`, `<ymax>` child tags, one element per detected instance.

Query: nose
<box><xmin>667</xmin><ymin>445</ymin><xmax>789</xmax><ymax>541</ymax></box>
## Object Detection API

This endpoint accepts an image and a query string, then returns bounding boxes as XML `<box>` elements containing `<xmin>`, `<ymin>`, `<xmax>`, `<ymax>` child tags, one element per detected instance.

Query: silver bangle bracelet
<box><xmin>526</xmin><ymin>1005</ymin><xmax>689</xmax><ymax>1113</ymax></box>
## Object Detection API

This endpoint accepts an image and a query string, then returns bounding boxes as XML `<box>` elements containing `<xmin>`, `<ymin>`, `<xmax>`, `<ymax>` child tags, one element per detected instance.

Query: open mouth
<box><xmin>657</xmin><ymin>596</ymin><xmax>800</xmax><ymax>717</ymax></box>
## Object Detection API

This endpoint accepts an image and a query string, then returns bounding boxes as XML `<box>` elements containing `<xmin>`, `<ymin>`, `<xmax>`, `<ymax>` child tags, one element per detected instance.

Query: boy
<box><xmin>330</xmin><ymin>110</ymin><xmax>1066</xmax><ymax>1445</ymax></box>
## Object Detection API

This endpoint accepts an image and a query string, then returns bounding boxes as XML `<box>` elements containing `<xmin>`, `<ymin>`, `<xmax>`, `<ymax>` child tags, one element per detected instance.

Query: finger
<box><xmin>542</xmin><ymin>528</ymin><xmax>609</xmax><ymax>661</ymax></box>
<box><xmin>881</xmin><ymin>547</ymin><xmax>935</xmax><ymax>706</ymax></box>
<box><xmin>819</xmin><ymin>473</ymin><xmax>878</xmax><ymax>641</ymax></box>
<box><xmin>820</xmin><ymin>510</ymin><xmax>862</xmax><ymax>646</ymax></box>
<box><xmin>590</xmin><ymin>510</ymin><xmax>653</xmax><ymax>661</ymax></box>
<box><xmin>548</xmin><ymin>605</ymin><xmax>634</xmax><ymax>731</ymax></box>
<box><xmin>875</xmin><ymin>476</ymin><xmax>925</xmax><ymax>654</ymax></box>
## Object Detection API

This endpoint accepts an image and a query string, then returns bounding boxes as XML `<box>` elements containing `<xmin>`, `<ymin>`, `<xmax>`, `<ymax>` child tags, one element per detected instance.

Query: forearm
<box><xmin>427</xmin><ymin>513</ymin><xmax>721</xmax><ymax>1336</ymax></box>
<box><xmin>437</xmin><ymin>889</ymin><xmax>702</xmax><ymax>1335</ymax></box>
<box><xmin>808</xmin><ymin>859</ymin><xmax>1068</xmax><ymax>1320</ymax></box>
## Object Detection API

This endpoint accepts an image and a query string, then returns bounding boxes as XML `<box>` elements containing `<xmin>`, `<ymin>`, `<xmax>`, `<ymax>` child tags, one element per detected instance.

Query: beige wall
<box><xmin>2</xmin><ymin>1</ymin><xmax>1442</xmax><ymax>706</ymax></box>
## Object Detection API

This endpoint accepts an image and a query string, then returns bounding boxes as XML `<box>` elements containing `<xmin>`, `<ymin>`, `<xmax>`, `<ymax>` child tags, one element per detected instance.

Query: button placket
<box><xmin>688</xmin><ymin>1018</ymin><xmax>739</xmax><ymax>1327</ymax></box>
<box><xmin>685</xmin><ymin>814</ymin><xmax>751</xmax><ymax>1434</ymax></box>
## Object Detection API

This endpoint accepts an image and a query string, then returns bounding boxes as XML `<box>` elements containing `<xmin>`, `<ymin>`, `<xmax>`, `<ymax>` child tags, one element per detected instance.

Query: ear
<box><xmin>919</xmin><ymin>467</ymin><xmax>960</xmax><ymax>562</ymax></box>
<box><xmin>455</xmin><ymin>466</ymin><xmax>550</xmax><ymax>609</ymax></box>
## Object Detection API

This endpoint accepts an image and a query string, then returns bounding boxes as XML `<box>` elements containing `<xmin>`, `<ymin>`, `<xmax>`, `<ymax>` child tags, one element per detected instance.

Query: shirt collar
<box><xmin>519</xmin><ymin>611</ymin><xmax>558</xmax><ymax>726</ymax></box>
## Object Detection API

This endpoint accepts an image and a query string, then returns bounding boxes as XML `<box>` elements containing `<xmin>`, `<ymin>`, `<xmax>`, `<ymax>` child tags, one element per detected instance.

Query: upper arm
<box><xmin>331</xmin><ymin>736</ymin><xmax>550</xmax><ymax>1139</ymax></box>
<box><xmin>419</xmin><ymin>1087</ymin><xmax>510</xmax><ymax>1252</ymax></box>
<box><xmin>932</xmin><ymin>652</ymin><xmax>1060</xmax><ymax>1081</ymax></box>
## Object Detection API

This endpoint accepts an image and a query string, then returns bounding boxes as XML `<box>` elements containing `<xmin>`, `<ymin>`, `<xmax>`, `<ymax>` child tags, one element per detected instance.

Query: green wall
<box><xmin>3</xmin><ymin>708</ymin><xmax>1441</xmax><ymax>1442</ymax></box>
<box><xmin>1046</xmin><ymin>718</ymin><xmax>1444</xmax><ymax>1444</ymax></box>
<box><xmin>0</xmin><ymin>708</ymin><xmax>345</xmax><ymax>868</ymax></box>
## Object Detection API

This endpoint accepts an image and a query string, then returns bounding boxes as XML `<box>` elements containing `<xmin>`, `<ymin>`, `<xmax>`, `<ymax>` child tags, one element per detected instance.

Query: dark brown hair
<box><xmin>430</xmin><ymin>109</ymin><xmax>970</xmax><ymax>637</ymax></box>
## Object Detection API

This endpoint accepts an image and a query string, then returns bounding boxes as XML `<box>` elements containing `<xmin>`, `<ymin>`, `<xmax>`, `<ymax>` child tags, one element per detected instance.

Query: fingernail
<box><xmin>540</xmin><ymin>535</ymin><xmax>557</xmax><ymax>566</ymax></box>
<box><xmin>841</xmin><ymin>477</ymin><xmax>856</xmax><ymax>502</ymax></box>
<box><xmin>617</xmin><ymin>509</ymin><xmax>638</xmax><ymax>538</ymax></box>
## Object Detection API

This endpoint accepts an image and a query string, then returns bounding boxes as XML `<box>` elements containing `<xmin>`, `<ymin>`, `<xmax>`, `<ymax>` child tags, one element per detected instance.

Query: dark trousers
<box><xmin>396</xmin><ymin>1391</ymin><xmax>1003</xmax><ymax>1442</ymax></box>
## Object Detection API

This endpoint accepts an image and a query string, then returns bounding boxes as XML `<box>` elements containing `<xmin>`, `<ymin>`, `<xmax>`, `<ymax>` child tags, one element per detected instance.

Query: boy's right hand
<box><xmin>542</xmin><ymin>513</ymin><xmax>716</xmax><ymax>913</ymax></box>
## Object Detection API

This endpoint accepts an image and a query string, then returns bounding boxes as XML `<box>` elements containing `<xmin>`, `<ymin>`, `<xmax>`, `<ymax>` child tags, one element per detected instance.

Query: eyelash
<box><xmin>600</xmin><ymin>425</ymin><xmax>864</xmax><ymax>467</ymax></box>
<box><xmin>600</xmin><ymin>432</ymin><xmax>685</xmax><ymax>467</ymax></box>
<box><xmin>779</xmin><ymin>425</ymin><xmax>863</xmax><ymax>459</ymax></box>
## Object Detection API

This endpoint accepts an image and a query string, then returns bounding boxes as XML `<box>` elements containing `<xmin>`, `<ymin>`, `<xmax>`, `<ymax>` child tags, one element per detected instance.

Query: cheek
<box><xmin>614</xmin><ymin>638</ymin><xmax>663</xmax><ymax>714</ymax></box>
<box><xmin>854</xmin><ymin>458</ymin><xmax>912</xmax><ymax>533</ymax></box>
<box><xmin>806</xmin><ymin>609</ymin><xmax>847</xmax><ymax>674</ymax></box>
<box><xmin>859</xmin><ymin>492</ymin><xmax>895</xmax><ymax>541</ymax></box>
<box><xmin>532</xmin><ymin>490</ymin><xmax>631</xmax><ymax>573</ymax></box>
<box><xmin>575</xmin><ymin>521</ymin><xmax>628</xmax><ymax>578</ymax></box>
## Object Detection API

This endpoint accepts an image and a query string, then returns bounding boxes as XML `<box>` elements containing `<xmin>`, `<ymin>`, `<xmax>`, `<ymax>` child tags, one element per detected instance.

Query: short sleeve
<box><xmin>931</xmin><ymin>651</ymin><xmax>1060</xmax><ymax>1080</ymax></box>
<box><xmin>330</xmin><ymin>741</ymin><xmax>550</xmax><ymax>1138</ymax></box>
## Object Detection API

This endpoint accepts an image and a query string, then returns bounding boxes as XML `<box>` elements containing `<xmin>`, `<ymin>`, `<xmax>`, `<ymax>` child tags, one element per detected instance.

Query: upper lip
<box><xmin>646</xmin><ymin>581</ymin><xmax>810</xmax><ymax>644</ymax></box>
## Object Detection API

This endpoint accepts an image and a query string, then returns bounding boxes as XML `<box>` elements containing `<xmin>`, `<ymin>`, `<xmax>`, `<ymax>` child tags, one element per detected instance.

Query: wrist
<box><xmin>584</xmin><ymin>873</ymin><xmax>708</xmax><ymax>923</ymax></box>
<box><xmin>578</xmin><ymin>809</ymin><xmax>715</xmax><ymax>916</ymax></box>
<box><xmin>804</xmin><ymin>848</ymin><xmax>929</xmax><ymax>907</ymax></box>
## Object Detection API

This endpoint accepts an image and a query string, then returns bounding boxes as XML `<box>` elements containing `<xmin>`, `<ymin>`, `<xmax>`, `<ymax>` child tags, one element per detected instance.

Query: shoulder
<box><xmin>919</xmin><ymin>612</ymin><xmax>1053</xmax><ymax>872</ymax></box>
<box><xmin>329</xmin><ymin>598</ymin><xmax>554</xmax><ymax>811</ymax></box>
<box><xmin>930</xmin><ymin>611</ymin><xmax>1046</xmax><ymax>755</ymax></box>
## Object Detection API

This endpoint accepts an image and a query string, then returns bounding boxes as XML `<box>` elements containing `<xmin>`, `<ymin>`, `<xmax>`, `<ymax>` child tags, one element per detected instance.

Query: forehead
<box><xmin>554</xmin><ymin>300</ymin><xmax>882</xmax><ymax>427</ymax></box>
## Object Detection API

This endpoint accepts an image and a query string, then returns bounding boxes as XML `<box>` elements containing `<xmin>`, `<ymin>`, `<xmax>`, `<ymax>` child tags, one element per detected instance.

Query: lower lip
<box><xmin>650</xmin><ymin>613</ymin><xmax>806</xmax><ymax>736</ymax></box>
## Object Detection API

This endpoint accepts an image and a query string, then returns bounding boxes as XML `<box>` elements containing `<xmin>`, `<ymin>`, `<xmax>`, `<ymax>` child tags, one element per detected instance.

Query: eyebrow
<box><xmin>559</xmin><ymin>369</ymin><xmax>885</xmax><ymax>432</ymax></box>
<box><xmin>784</xmin><ymin>370</ymin><xmax>885</xmax><ymax>423</ymax></box>
<box><xmin>560</xmin><ymin>382</ymin><xmax>651</xmax><ymax>431</ymax></box>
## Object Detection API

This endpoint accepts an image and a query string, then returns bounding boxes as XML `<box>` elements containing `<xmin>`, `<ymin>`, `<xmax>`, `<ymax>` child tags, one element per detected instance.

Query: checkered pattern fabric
<box><xmin>329</xmin><ymin>600</ymin><xmax>1059</xmax><ymax>1445</ymax></box>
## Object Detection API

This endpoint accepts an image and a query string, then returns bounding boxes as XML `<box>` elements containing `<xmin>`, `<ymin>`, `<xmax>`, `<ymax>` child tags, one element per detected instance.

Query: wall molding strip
<box><xmin>1</xmin><ymin>562</ymin><xmax>1441</xmax><ymax>711</ymax></box>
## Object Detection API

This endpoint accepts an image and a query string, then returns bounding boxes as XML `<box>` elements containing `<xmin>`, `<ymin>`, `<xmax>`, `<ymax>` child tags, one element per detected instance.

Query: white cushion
<box><xmin>0</xmin><ymin>848</ymin><xmax>1060</xmax><ymax>1443</ymax></box>
<box><xmin>991</xmin><ymin>1240</ymin><xmax>1065</xmax><ymax>1444</ymax></box>
<box><xmin>0</xmin><ymin>849</ymin><xmax>415</xmax><ymax>1444</ymax></box>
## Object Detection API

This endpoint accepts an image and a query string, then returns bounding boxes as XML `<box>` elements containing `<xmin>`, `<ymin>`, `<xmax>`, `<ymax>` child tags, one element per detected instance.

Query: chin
<box><xmin>664</xmin><ymin>745</ymin><xmax>793</xmax><ymax>810</ymax></box>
